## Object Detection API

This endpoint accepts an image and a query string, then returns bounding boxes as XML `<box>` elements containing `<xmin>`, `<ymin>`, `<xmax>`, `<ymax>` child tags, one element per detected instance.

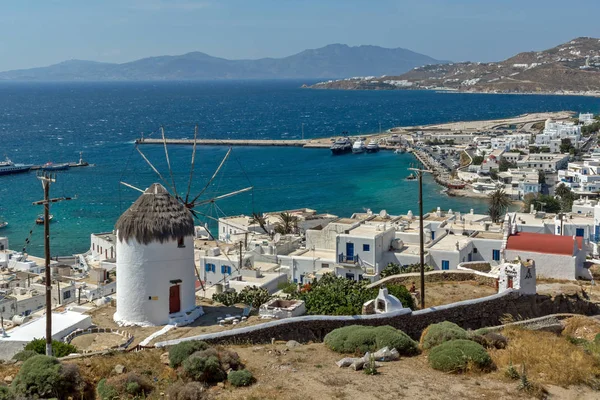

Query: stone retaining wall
<box><xmin>368</xmin><ymin>270</ymin><xmax>498</xmax><ymax>289</ymax></box>
<box><xmin>155</xmin><ymin>290</ymin><xmax>600</xmax><ymax>348</ymax></box>
<box><xmin>63</xmin><ymin>327</ymin><xmax>134</xmax><ymax>352</ymax></box>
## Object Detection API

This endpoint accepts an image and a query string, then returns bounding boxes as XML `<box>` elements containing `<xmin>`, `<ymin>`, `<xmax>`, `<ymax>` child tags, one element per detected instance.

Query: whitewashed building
<box><xmin>558</xmin><ymin>159</ymin><xmax>600</xmax><ymax>195</ymax></box>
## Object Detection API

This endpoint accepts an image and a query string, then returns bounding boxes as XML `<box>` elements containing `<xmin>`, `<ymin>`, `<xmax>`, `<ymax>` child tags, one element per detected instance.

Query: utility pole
<box><xmin>408</xmin><ymin>165</ymin><xmax>432</xmax><ymax>309</ymax></box>
<box><xmin>239</xmin><ymin>241</ymin><xmax>243</xmax><ymax>270</ymax></box>
<box><xmin>33</xmin><ymin>172</ymin><xmax>74</xmax><ymax>356</ymax></box>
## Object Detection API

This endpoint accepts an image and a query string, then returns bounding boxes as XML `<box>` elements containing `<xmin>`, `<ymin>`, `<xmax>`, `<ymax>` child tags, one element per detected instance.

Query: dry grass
<box><xmin>422</xmin><ymin>281</ymin><xmax>497</xmax><ymax>308</ymax></box>
<box><xmin>489</xmin><ymin>327</ymin><xmax>600</xmax><ymax>387</ymax></box>
<box><xmin>562</xmin><ymin>316</ymin><xmax>600</xmax><ymax>341</ymax></box>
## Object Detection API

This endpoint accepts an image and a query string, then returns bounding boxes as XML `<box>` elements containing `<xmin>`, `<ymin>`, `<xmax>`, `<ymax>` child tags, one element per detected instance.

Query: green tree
<box><xmin>488</xmin><ymin>189</ymin><xmax>511</xmax><ymax>223</ymax></box>
<box><xmin>522</xmin><ymin>194</ymin><xmax>561</xmax><ymax>214</ymax></box>
<box><xmin>560</xmin><ymin>138</ymin><xmax>573</xmax><ymax>153</ymax></box>
<box><xmin>274</xmin><ymin>212</ymin><xmax>299</xmax><ymax>235</ymax></box>
<box><xmin>471</xmin><ymin>156</ymin><xmax>484</xmax><ymax>165</ymax></box>
<box><xmin>380</xmin><ymin>263</ymin><xmax>402</xmax><ymax>278</ymax></box>
<box><xmin>498</xmin><ymin>158</ymin><xmax>517</xmax><ymax>172</ymax></box>
<box><xmin>249</xmin><ymin>212</ymin><xmax>269</xmax><ymax>234</ymax></box>
<box><xmin>555</xmin><ymin>183</ymin><xmax>575</xmax><ymax>212</ymax></box>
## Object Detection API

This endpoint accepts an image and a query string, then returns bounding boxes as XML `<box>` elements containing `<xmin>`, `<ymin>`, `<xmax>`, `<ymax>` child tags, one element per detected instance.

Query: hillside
<box><xmin>0</xmin><ymin>44</ymin><xmax>446</xmax><ymax>81</ymax></box>
<box><xmin>312</xmin><ymin>37</ymin><xmax>600</xmax><ymax>94</ymax></box>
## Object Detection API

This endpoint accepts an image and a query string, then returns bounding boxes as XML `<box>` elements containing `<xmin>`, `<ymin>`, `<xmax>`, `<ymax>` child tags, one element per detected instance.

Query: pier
<box><xmin>135</xmin><ymin>137</ymin><xmax>396</xmax><ymax>150</ymax></box>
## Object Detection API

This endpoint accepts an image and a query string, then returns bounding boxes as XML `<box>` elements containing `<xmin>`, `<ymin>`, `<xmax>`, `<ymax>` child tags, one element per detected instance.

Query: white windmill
<box><xmin>114</xmin><ymin>126</ymin><xmax>253</xmax><ymax>326</ymax></box>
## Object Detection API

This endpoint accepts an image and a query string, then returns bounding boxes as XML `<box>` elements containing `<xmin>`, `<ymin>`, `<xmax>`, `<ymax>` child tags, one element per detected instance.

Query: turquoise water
<box><xmin>0</xmin><ymin>80</ymin><xmax>599</xmax><ymax>256</ymax></box>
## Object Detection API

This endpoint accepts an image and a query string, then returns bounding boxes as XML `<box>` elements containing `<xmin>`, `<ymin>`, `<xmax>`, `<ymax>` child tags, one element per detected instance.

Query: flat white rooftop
<box><xmin>0</xmin><ymin>310</ymin><xmax>92</xmax><ymax>343</ymax></box>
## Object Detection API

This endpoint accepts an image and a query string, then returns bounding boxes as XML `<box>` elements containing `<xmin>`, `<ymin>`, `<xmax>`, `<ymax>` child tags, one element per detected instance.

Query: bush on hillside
<box><xmin>227</xmin><ymin>370</ymin><xmax>254</xmax><ymax>387</ymax></box>
<box><xmin>97</xmin><ymin>373</ymin><xmax>153</xmax><ymax>400</ymax></box>
<box><xmin>386</xmin><ymin>284</ymin><xmax>416</xmax><ymax>310</ymax></box>
<box><xmin>12</xmin><ymin>355</ymin><xmax>82</xmax><ymax>399</ymax></box>
<box><xmin>324</xmin><ymin>325</ymin><xmax>419</xmax><ymax>356</ymax></box>
<box><xmin>428</xmin><ymin>339</ymin><xmax>492</xmax><ymax>373</ymax></box>
<box><xmin>169</xmin><ymin>340</ymin><xmax>209</xmax><ymax>368</ymax></box>
<box><xmin>24</xmin><ymin>338</ymin><xmax>78</xmax><ymax>357</ymax></box>
<box><xmin>166</xmin><ymin>381</ymin><xmax>207</xmax><ymax>400</ymax></box>
<box><xmin>11</xmin><ymin>350</ymin><xmax>39</xmax><ymax>362</ymax></box>
<box><xmin>0</xmin><ymin>386</ymin><xmax>14</xmax><ymax>400</ymax></box>
<box><xmin>183</xmin><ymin>354</ymin><xmax>226</xmax><ymax>383</ymax></box>
<box><xmin>420</xmin><ymin>321</ymin><xmax>468</xmax><ymax>349</ymax></box>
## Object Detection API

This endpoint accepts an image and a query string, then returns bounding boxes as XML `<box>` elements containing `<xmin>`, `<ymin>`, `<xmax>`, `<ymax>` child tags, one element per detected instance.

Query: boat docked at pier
<box><xmin>352</xmin><ymin>138</ymin><xmax>366</xmax><ymax>154</ymax></box>
<box><xmin>330</xmin><ymin>137</ymin><xmax>352</xmax><ymax>155</ymax></box>
<box><xmin>0</xmin><ymin>157</ymin><xmax>32</xmax><ymax>176</ymax></box>
<box><xmin>41</xmin><ymin>162</ymin><xmax>70</xmax><ymax>171</ymax></box>
<box><xmin>366</xmin><ymin>140</ymin><xmax>380</xmax><ymax>153</ymax></box>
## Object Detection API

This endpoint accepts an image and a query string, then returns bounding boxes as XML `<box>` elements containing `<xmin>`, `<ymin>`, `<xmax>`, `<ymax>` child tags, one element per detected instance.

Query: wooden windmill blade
<box><xmin>185</xmin><ymin>125</ymin><xmax>199</xmax><ymax>204</ymax></box>
<box><xmin>190</xmin><ymin>147</ymin><xmax>232</xmax><ymax>205</ymax></box>
<box><xmin>135</xmin><ymin>145</ymin><xmax>177</xmax><ymax>194</ymax></box>
<box><xmin>161</xmin><ymin>125</ymin><xmax>178</xmax><ymax>198</ymax></box>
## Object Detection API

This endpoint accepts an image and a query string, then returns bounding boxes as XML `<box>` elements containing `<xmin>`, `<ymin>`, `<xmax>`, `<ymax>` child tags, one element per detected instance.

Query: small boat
<box><xmin>330</xmin><ymin>137</ymin><xmax>353</xmax><ymax>155</ymax></box>
<box><xmin>0</xmin><ymin>157</ymin><xmax>33</xmax><ymax>176</ymax></box>
<box><xmin>0</xmin><ymin>221</ymin><xmax>7</xmax><ymax>229</ymax></box>
<box><xmin>352</xmin><ymin>139</ymin><xmax>366</xmax><ymax>154</ymax></box>
<box><xmin>366</xmin><ymin>140</ymin><xmax>380</xmax><ymax>153</ymax></box>
<box><xmin>406</xmin><ymin>173</ymin><xmax>417</xmax><ymax>181</ymax></box>
<box><xmin>394</xmin><ymin>147</ymin><xmax>406</xmax><ymax>154</ymax></box>
<box><xmin>41</xmin><ymin>162</ymin><xmax>70</xmax><ymax>171</ymax></box>
<box><xmin>36</xmin><ymin>214</ymin><xmax>54</xmax><ymax>225</ymax></box>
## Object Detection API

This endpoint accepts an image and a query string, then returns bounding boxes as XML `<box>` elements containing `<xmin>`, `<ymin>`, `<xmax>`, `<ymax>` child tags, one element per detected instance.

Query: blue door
<box><xmin>468</xmin><ymin>253</ymin><xmax>472</xmax><ymax>262</ymax></box>
<box><xmin>576</xmin><ymin>228</ymin><xmax>585</xmax><ymax>237</ymax></box>
<box><xmin>441</xmin><ymin>260</ymin><xmax>449</xmax><ymax>270</ymax></box>
<box><xmin>346</xmin><ymin>242</ymin><xmax>354</xmax><ymax>261</ymax></box>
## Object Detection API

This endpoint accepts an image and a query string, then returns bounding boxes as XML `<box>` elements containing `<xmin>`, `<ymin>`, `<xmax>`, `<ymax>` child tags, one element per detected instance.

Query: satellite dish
<box><xmin>379</xmin><ymin>210</ymin><xmax>388</xmax><ymax>219</ymax></box>
<box><xmin>273</xmin><ymin>233</ymin><xmax>281</xmax><ymax>244</ymax></box>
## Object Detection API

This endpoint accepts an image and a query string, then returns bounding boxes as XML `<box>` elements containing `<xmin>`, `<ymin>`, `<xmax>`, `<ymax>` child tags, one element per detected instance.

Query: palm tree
<box><xmin>555</xmin><ymin>183</ymin><xmax>571</xmax><ymax>198</ymax></box>
<box><xmin>274</xmin><ymin>212</ymin><xmax>299</xmax><ymax>235</ymax></box>
<box><xmin>488</xmin><ymin>189</ymin><xmax>511</xmax><ymax>223</ymax></box>
<box><xmin>249</xmin><ymin>212</ymin><xmax>269</xmax><ymax>234</ymax></box>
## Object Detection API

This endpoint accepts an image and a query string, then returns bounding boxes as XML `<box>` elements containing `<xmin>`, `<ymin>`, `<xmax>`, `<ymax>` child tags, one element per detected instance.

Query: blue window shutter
<box><xmin>212</xmin><ymin>264</ymin><xmax>215</xmax><ymax>273</ymax></box>
<box><xmin>221</xmin><ymin>265</ymin><xmax>226</xmax><ymax>274</ymax></box>
<box><xmin>205</xmin><ymin>265</ymin><xmax>210</xmax><ymax>272</ymax></box>
<box><xmin>227</xmin><ymin>266</ymin><xmax>232</xmax><ymax>274</ymax></box>
<box><xmin>363</xmin><ymin>244</ymin><xmax>370</xmax><ymax>251</ymax></box>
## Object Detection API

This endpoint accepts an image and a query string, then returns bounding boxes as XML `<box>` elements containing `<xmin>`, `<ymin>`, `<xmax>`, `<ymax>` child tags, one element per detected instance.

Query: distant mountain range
<box><xmin>311</xmin><ymin>37</ymin><xmax>600</xmax><ymax>94</ymax></box>
<box><xmin>0</xmin><ymin>44</ymin><xmax>447</xmax><ymax>81</ymax></box>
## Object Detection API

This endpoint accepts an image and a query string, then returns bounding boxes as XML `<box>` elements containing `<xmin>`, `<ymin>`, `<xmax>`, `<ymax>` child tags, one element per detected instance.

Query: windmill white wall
<box><xmin>114</xmin><ymin>235</ymin><xmax>196</xmax><ymax>326</ymax></box>
<box><xmin>112</xmin><ymin>183</ymin><xmax>201</xmax><ymax>327</ymax></box>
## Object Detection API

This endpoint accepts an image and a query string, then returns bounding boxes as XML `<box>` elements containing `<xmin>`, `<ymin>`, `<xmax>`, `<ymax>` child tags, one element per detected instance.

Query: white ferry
<box><xmin>0</xmin><ymin>157</ymin><xmax>32</xmax><ymax>176</ymax></box>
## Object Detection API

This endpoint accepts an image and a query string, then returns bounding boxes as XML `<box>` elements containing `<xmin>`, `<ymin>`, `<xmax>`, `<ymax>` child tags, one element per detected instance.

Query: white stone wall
<box><xmin>504</xmin><ymin>249</ymin><xmax>578</xmax><ymax>280</ymax></box>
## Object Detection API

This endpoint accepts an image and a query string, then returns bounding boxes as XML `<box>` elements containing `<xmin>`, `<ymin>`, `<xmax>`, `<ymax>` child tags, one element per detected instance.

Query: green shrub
<box><xmin>11</xmin><ymin>350</ymin><xmax>38</xmax><ymax>362</ymax></box>
<box><xmin>277</xmin><ymin>281</ymin><xmax>298</xmax><ymax>294</ymax></box>
<box><xmin>97</xmin><ymin>373</ymin><xmax>153</xmax><ymax>400</ymax></box>
<box><xmin>96</xmin><ymin>379</ymin><xmax>119</xmax><ymax>400</ymax></box>
<box><xmin>386</xmin><ymin>285</ymin><xmax>416</xmax><ymax>310</ymax></box>
<box><xmin>227</xmin><ymin>370</ymin><xmax>254</xmax><ymax>387</ymax></box>
<box><xmin>12</xmin><ymin>355</ymin><xmax>81</xmax><ymax>398</ymax></box>
<box><xmin>212</xmin><ymin>286</ymin><xmax>272</xmax><ymax>308</ymax></box>
<box><xmin>24</xmin><ymin>338</ymin><xmax>78</xmax><ymax>357</ymax></box>
<box><xmin>0</xmin><ymin>386</ymin><xmax>14</xmax><ymax>400</ymax></box>
<box><xmin>468</xmin><ymin>331</ymin><xmax>508</xmax><ymax>349</ymax></box>
<box><xmin>324</xmin><ymin>325</ymin><xmax>419</xmax><ymax>356</ymax></box>
<box><xmin>169</xmin><ymin>340</ymin><xmax>209</xmax><ymax>368</ymax></box>
<box><xmin>595</xmin><ymin>333</ymin><xmax>600</xmax><ymax>344</ymax></box>
<box><xmin>166</xmin><ymin>381</ymin><xmax>207</xmax><ymax>400</ymax></box>
<box><xmin>421</xmin><ymin>321</ymin><xmax>468</xmax><ymax>349</ymax></box>
<box><xmin>428</xmin><ymin>339</ymin><xmax>492</xmax><ymax>373</ymax></box>
<box><xmin>183</xmin><ymin>354</ymin><xmax>226</xmax><ymax>383</ymax></box>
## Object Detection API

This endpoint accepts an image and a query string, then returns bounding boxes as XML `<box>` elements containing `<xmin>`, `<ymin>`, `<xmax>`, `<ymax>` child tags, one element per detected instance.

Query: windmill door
<box><xmin>169</xmin><ymin>285</ymin><xmax>181</xmax><ymax>314</ymax></box>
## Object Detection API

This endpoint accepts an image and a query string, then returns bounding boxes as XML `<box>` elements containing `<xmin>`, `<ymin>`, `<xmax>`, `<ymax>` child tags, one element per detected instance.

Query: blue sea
<box><xmin>0</xmin><ymin>80</ymin><xmax>598</xmax><ymax>257</ymax></box>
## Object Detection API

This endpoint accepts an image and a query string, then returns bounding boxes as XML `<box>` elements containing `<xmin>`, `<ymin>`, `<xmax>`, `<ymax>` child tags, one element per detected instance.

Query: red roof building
<box><xmin>506</xmin><ymin>232</ymin><xmax>582</xmax><ymax>256</ymax></box>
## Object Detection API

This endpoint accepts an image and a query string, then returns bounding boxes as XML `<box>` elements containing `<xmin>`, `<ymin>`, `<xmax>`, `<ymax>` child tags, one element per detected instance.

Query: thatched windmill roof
<box><xmin>116</xmin><ymin>183</ymin><xmax>194</xmax><ymax>245</ymax></box>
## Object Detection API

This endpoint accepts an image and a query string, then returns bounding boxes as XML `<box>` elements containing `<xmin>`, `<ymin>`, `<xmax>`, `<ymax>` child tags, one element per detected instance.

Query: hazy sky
<box><xmin>1</xmin><ymin>0</ymin><xmax>599</xmax><ymax>71</ymax></box>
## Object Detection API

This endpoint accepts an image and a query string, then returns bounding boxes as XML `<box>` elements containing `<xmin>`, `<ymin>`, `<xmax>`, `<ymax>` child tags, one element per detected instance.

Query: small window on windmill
<box><xmin>177</xmin><ymin>237</ymin><xmax>185</xmax><ymax>248</ymax></box>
